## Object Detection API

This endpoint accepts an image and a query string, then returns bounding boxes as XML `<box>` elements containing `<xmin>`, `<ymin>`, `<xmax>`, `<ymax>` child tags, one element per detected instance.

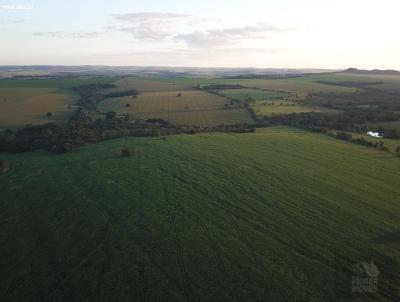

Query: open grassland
<box><xmin>0</xmin><ymin>127</ymin><xmax>399</xmax><ymax>302</ymax></box>
<box><xmin>98</xmin><ymin>90</ymin><xmax>252</xmax><ymax>126</ymax></box>
<box><xmin>0</xmin><ymin>88</ymin><xmax>74</xmax><ymax>127</ymax></box>
<box><xmin>217</xmin><ymin>88</ymin><xmax>293</xmax><ymax>102</ymax></box>
<box><xmin>341</xmin><ymin>131</ymin><xmax>400</xmax><ymax>154</ymax></box>
<box><xmin>157</xmin><ymin>76</ymin><xmax>357</xmax><ymax>96</ymax></box>
<box><xmin>136</xmin><ymin>108</ymin><xmax>252</xmax><ymax>126</ymax></box>
<box><xmin>252</xmin><ymin>100</ymin><xmax>338</xmax><ymax>117</ymax></box>
<box><xmin>315</xmin><ymin>72</ymin><xmax>400</xmax><ymax>92</ymax></box>
<box><xmin>112</xmin><ymin>77</ymin><xmax>191</xmax><ymax>92</ymax></box>
<box><xmin>0</xmin><ymin>77</ymin><xmax>118</xmax><ymax>128</ymax></box>
<box><xmin>366</xmin><ymin>120</ymin><xmax>400</xmax><ymax>132</ymax></box>
<box><xmin>0</xmin><ymin>77</ymin><xmax>117</xmax><ymax>91</ymax></box>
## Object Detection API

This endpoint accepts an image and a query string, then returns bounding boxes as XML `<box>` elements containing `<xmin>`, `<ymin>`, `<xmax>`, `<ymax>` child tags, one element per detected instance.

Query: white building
<box><xmin>367</xmin><ymin>131</ymin><xmax>382</xmax><ymax>138</ymax></box>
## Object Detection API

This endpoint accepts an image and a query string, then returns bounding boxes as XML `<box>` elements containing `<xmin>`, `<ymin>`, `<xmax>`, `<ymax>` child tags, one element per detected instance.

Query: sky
<box><xmin>0</xmin><ymin>0</ymin><xmax>399</xmax><ymax>69</ymax></box>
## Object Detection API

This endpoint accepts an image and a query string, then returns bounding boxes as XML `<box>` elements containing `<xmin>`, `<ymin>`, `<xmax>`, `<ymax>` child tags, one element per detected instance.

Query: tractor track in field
<box><xmin>168</xmin><ymin>150</ymin><xmax>238</xmax><ymax>302</ymax></box>
<box><xmin>170</xmin><ymin>153</ymin><xmax>279</xmax><ymax>301</ymax></box>
<box><xmin>110</xmin><ymin>139</ymin><xmax>192</xmax><ymax>299</ymax></box>
<box><xmin>44</xmin><ymin>151</ymin><xmax>116</xmax><ymax>302</ymax></box>
<box><xmin>152</xmin><ymin>142</ymin><xmax>190</xmax><ymax>302</ymax></box>
<box><xmin>132</xmin><ymin>143</ymin><xmax>147</xmax><ymax>302</ymax></box>
<box><xmin>44</xmin><ymin>219</ymin><xmax>111</xmax><ymax>302</ymax></box>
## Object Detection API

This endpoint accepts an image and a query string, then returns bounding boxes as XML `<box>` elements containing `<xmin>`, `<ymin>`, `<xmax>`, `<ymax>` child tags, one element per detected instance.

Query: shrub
<box><xmin>121</xmin><ymin>148</ymin><xmax>132</xmax><ymax>157</ymax></box>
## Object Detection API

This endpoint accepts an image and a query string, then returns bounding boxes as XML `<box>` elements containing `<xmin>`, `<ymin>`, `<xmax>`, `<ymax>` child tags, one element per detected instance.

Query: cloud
<box><xmin>96</xmin><ymin>46</ymin><xmax>286</xmax><ymax>61</ymax></box>
<box><xmin>113</xmin><ymin>12</ymin><xmax>189</xmax><ymax>22</ymax></box>
<box><xmin>92</xmin><ymin>46</ymin><xmax>288</xmax><ymax>68</ymax></box>
<box><xmin>0</xmin><ymin>19</ymin><xmax>25</xmax><ymax>25</ymax></box>
<box><xmin>33</xmin><ymin>31</ymin><xmax>104</xmax><ymax>39</ymax></box>
<box><xmin>111</xmin><ymin>12</ymin><xmax>190</xmax><ymax>40</ymax></box>
<box><xmin>175</xmin><ymin>24</ymin><xmax>287</xmax><ymax>48</ymax></box>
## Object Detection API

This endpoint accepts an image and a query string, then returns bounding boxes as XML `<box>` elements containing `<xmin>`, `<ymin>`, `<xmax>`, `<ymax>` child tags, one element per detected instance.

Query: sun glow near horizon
<box><xmin>0</xmin><ymin>0</ymin><xmax>399</xmax><ymax>69</ymax></box>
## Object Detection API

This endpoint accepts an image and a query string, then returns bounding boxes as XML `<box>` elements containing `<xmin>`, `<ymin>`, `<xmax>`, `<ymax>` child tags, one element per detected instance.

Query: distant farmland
<box><xmin>217</xmin><ymin>88</ymin><xmax>293</xmax><ymax>102</ymax></box>
<box><xmin>251</xmin><ymin>100</ymin><xmax>339</xmax><ymax>117</ymax></box>
<box><xmin>0</xmin><ymin>87</ymin><xmax>74</xmax><ymax>127</ymax></box>
<box><xmin>98</xmin><ymin>89</ymin><xmax>253</xmax><ymax>126</ymax></box>
<box><xmin>112</xmin><ymin>77</ymin><xmax>190</xmax><ymax>92</ymax></box>
<box><xmin>0</xmin><ymin>127</ymin><xmax>399</xmax><ymax>301</ymax></box>
<box><xmin>0</xmin><ymin>77</ymin><xmax>117</xmax><ymax>128</ymax></box>
<box><xmin>158</xmin><ymin>76</ymin><xmax>358</xmax><ymax>95</ymax></box>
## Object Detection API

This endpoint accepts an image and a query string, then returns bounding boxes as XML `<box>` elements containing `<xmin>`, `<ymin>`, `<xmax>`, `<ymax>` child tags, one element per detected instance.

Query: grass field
<box><xmin>0</xmin><ymin>77</ymin><xmax>118</xmax><ymax>128</ymax></box>
<box><xmin>98</xmin><ymin>90</ymin><xmax>253</xmax><ymax>126</ymax></box>
<box><xmin>0</xmin><ymin>127</ymin><xmax>399</xmax><ymax>301</ymax></box>
<box><xmin>156</xmin><ymin>72</ymin><xmax>400</xmax><ymax>95</ymax></box>
<box><xmin>157</xmin><ymin>76</ymin><xmax>358</xmax><ymax>96</ymax></box>
<box><xmin>217</xmin><ymin>88</ymin><xmax>293</xmax><ymax>102</ymax></box>
<box><xmin>251</xmin><ymin>100</ymin><xmax>338</xmax><ymax>117</ymax></box>
<box><xmin>340</xmin><ymin>131</ymin><xmax>400</xmax><ymax>154</ymax></box>
<box><xmin>112</xmin><ymin>78</ymin><xmax>191</xmax><ymax>92</ymax></box>
<box><xmin>0</xmin><ymin>87</ymin><xmax>74</xmax><ymax>127</ymax></box>
<box><xmin>366</xmin><ymin>121</ymin><xmax>400</xmax><ymax>132</ymax></box>
<box><xmin>0</xmin><ymin>77</ymin><xmax>117</xmax><ymax>91</ymax></box>
<box><xmin>316</xmin><ymin>72</ymin><xmax>400</xmax><ymax>92</ymax></box>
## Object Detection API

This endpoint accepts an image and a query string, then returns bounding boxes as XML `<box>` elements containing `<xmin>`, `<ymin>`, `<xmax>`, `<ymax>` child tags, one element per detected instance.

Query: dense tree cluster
<box><xmin>329</xmin><ymin>131</ymin><xmax>388</xmax><ymax>151</ymax></box>
<box><xmin>304</xmin><ymin>89</ymin><xmax>400</xmax><ymax>112</ymax></box>
<box><xmin>0</xmin><ymin>109</ymin><xmax>256</xmax><ymax>154</ymax></box>
<box><xmin>317</xmin><ymin>80</ymin><xmax>384</xmax><ymax>88</ymax></box>
<box><xmin>199</xmin><ymin>84</ymin><xmax>244</xmax><ymax>90</ymax></box>
<box><xmin>73</xmin><ymin>84</ymin><xmax>138</xmax><ymax>110</ymax></box>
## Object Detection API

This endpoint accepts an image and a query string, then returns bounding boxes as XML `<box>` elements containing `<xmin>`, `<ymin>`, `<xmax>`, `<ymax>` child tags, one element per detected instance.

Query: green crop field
<box><xmin>98</xmin><ymin>90</ymin><xmax>253</xmax><ymax>126</ymax></box>
<box><xmin>251</xmin><ymin>100</ymin><xmax>338</xmax><ymax>117</ymax></box>
<box><xmin>366</xmin><ymin>121</ymin><xmax>400</xmax><ymax>132</ymax></box>
<box><xmin>112</xmin><ymin>77</ymin><xmax>191</xmax><ymax>92</ymax></box>
<box><xmin>217</xmin><ymin>88</ymin><xmax>293</xmax><ymax>102</ymax></box>
<box><xmin>0</xmin><ymin>127</ymin><xmax>399</xmax><ymax>301</ymax></box>
<box><xmin>340</xmin><ymin>131</ymin><xmax>400</xmax><ymax>154</ymax></box>
<box><xmin>0</xmin><ymin>77</ymin><xmax>118</xmax><ymax>128</ymax></box>
<box><xmin>158</xmin><ymin>76</ymin><xmax>357</xmax><ymax>96</ymax></box>
<box><xmin>0</xmin><ymin>77</ymin><xmax>117</xmax><ymax>91</ymax></box>
<box><xmin>316</xmin><ymin>72</ymin><xmax>400</xmax><ymax>92</ymax></box>
<box><xmin>0</xmin><ymin>87</ymin><xmax>74</xmax><ymax>127</ymax></box>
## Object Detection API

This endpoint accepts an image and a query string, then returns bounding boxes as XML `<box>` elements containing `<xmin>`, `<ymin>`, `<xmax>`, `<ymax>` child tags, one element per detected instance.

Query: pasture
<box><xmin>0</xmin><ymin>76</ymin><xmax>117</xmax><ymax>91</ymax></box>
<box><xmin>0</xmin><ymin>88</ymin><xmax>74</xmax><ymax>127</ymax></box>
<box><xmin>251</xmin><ymin>100</ymin><xmax>338</xmax><ymax>117</ymax></box>
<box><xmin>217</xmin><ymin>88</ymin><xmax>292</xmax><ymax>102</ymax></box>
<box><xmin>158</xmin><ymin>76</ymin><xmax>358</xmax><ymax>96</ymax></box>
<box><xmin>112</xmin><ymin>77</ymin><xmax>190</xmax><ymax>92</ymax></box>
<box><xmin>0</xmin><ymin>127</ymin><xmax>399</xmax><ymax>301</ymax></box>
<box><xmin>0</xmin><ymin>77</ymin><xmax>118</xmax><ymax>128</ymax></box>
<box><xmin>315</xmin><ymin>72</ymin><xmax>400</xmax><ymax>92</ymax></box>
<box><xmin>344</xmin><ymin>131</ymin><xmax>400</xmax><ymax>154</ymax></box>
<box><xmin>367</xmin><ymin>120</ymin><xmax>400</xmax><ymax>132</ymax></box>
<box><xmin>98</xmin><ymin>90</ymin><xmax>253</xmax><ymax>126</ymax></box>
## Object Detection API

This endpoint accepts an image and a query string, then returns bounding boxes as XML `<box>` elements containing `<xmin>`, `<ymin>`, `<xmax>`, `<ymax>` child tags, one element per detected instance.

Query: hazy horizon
<box><xmin>1</xmin><ymin>0</ymin><xmax>400</xmax><ymax>69</ymax></box>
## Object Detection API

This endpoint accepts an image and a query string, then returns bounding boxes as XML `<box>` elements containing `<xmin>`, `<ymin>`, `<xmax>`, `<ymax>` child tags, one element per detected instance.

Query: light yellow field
<box><xmin>235</xmin><ymin>78</ymin><xmax>357</xmax><ymax>96</ymax></box>
<box><xmin>252</xmin><ymin>101</ymin><xmax>338</xmax><ymax>117</ymax></box>
<box><xmin>0</xmin><ymin>88</ymin><xmax>74</xmax><ymax>127</ymax></box>
<box><xmin>111</xmin><ymin>78</ymin><xmax>190</xmax><ymax>92</ymax></box>
<box><xmin>161</xmin><ymin>76</ymin><xmax>358</xmax><ymax>96</ymax></box>
<box><xmin>345</xmin><ymin>131</ymin><xmax>400</xmax><ymax>154</ymax></box>
<box><xmin>98</xmin><ymin>90</ymin><xmax>252</xmax><ymax>126</ymax></box>
<box><xmin>136</xmin><ymin>108</ymin><xmax>252</xmax><ymax>126</ymax></box>
<box><xmin>101</xmin><ymin>91</ymin><xmax>229</xmax><ymax>112</ymax></box>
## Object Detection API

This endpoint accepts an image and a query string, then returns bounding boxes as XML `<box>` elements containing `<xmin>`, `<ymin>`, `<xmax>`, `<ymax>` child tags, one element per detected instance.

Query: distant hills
<box><xmin>1</xmin><ymin>65</ymin><xmax>399</xmax><ymax>79</ymax></box>
<box><xmin>0</xmin><ymin>65</ymin><xmax>336</xmax><ymax>79</ymax></box>
<box><xmin>344</xmin><ymin>68</ymin><xmax>400</xmax><ymax>75</ymax></box>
